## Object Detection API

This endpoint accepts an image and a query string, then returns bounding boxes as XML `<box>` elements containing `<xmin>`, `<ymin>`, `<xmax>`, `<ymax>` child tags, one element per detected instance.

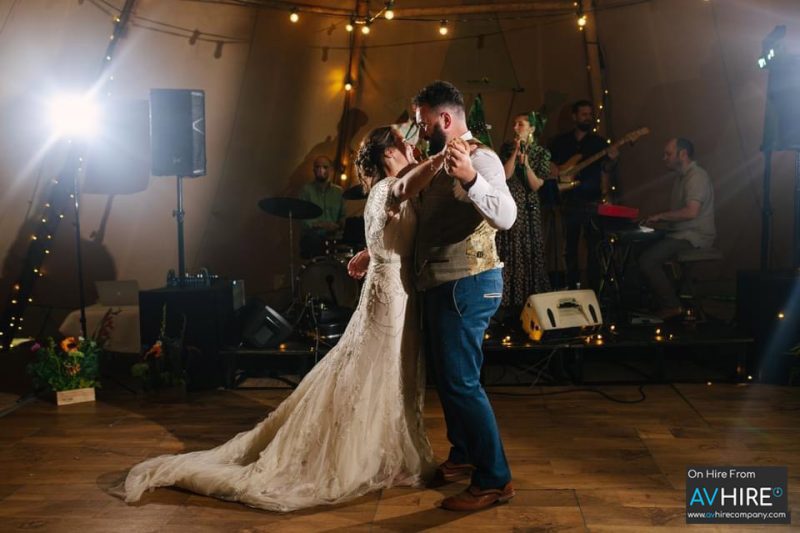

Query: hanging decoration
<box><xmin>467</xmin><ymin>93</ymin><xmax>493</xmax><ymax>149</ymax></box>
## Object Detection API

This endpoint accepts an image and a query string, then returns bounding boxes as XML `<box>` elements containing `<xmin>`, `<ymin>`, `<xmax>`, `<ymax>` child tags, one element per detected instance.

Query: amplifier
<box><xmin>521</xmin><ymin>289</ymin><xmax>602</xmax><ymax>341</ymax></box>
<box><xmin>139</xmin><ymin>280</ymin><xmax>245</xmax><ymax>389</ymax></box>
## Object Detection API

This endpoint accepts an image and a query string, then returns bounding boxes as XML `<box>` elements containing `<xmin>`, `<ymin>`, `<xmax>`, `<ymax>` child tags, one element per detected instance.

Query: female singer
<box><xmin>497</xmin><ymin>112</ymin><xmax>551</xmax><ymax>310</ymax></box>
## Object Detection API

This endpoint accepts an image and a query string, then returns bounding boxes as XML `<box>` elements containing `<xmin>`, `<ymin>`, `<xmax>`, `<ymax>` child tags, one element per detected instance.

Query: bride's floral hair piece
<box><xmin>355</xmin><ymin>126</ymin><xmax>395</xmax><ymax>192</ymax></box>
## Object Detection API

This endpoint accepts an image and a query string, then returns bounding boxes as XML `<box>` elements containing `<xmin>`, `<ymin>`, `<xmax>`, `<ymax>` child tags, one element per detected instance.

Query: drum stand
<box><xmin>287</xmin><ymin>211</ymin><xmax>296</xmax><ymax>296</ymax></box>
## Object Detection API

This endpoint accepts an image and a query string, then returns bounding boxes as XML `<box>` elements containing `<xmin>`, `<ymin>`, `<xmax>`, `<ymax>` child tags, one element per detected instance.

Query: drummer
<box><xmin>299</xmin><ymin>155</ymin><xmax>345</xmax><ymax>258</ymax></box>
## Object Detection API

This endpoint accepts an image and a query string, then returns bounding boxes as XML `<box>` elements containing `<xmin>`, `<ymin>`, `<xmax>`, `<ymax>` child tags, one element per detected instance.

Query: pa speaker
<box><xmin>763</xmin><ymin>55</ymin><xmax>800</xmax><ymax>151</ymax></box>
<box><xmin>521</xmin><ymin>289</ymin><xmax>602</xmax><ymax>341</ymax></box>
<box><xmin>150</xmin><ymin>89</ymin><xmax>206</xmax><ymax>177</ymax></box>
<box><xmin>241</xmin><ymin>300</ymin><xmax>293</xmax><ymax>348</ymax></box>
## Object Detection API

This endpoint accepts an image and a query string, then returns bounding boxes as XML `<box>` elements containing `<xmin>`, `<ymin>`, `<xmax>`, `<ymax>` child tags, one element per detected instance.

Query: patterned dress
<box><xmin>119</xmin><ymin>178</ymin><xmax>434</xmax><ymax>512</ymax></box>
<box><xmin>497</xmin><ymin>141</ymin><xmax>552</xmax><ymax>308</ymax></box>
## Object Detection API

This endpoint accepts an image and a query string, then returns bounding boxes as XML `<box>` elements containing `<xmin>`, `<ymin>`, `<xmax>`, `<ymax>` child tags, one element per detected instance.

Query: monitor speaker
<box><xmin>521</xmin><ymin>289</ymin><xmax>602</xmax><ymax>341</ymax></box>
<box><xmin>241</xmin><ymin>300</ymin><xmax>293</xmax><ymax>348</ymax></box>
<box><xmin>150</xmin><ymin>89</ymin><xmax>206</xmax><ymax>177</ymax></box>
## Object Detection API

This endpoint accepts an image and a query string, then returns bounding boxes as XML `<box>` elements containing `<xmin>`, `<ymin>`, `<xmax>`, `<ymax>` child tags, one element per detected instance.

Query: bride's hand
<box><xmin>347</xmin><ymin>249</ymin><xmax>370</xmax><ymax>280</ymax></box>
<box><xmin>404</xmin><ymin>141</ymin><xmax>418</xmax><ymax>164</ymax></box>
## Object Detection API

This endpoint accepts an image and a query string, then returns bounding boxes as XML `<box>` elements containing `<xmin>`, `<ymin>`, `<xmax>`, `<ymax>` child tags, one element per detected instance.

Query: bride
<box><xmin>119</xmin><ymin>126</ymin><xmax>446</xmax><ymax>512</ymax></box>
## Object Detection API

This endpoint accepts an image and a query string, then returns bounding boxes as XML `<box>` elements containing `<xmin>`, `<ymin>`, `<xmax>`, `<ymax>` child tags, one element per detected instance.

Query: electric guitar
<box><xmin>557</xmin><ymin>127</ymin><xmax>650</xmax><ymax>179</ymax></box>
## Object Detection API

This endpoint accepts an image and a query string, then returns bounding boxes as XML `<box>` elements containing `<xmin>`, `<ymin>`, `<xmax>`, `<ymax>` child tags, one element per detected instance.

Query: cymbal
<box><xmin>342</xmin><ymin>184</ymin><xmax>367</xmax><ymax>200</ymax></box>
<box><xmin>258</xmin><ymin>197</ymin><xmax>322</xmax><ymax>220</ymax></box>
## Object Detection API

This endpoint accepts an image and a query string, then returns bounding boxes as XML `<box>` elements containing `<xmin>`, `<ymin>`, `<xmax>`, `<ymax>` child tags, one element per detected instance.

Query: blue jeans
<box><xmin>423</xmin><ymin>268</ymin><xmax>511</xmax><ymax>489</ymax></box>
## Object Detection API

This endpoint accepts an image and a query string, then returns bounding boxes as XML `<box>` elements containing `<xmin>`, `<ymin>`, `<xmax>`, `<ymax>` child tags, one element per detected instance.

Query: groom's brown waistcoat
<box><xmin>414</xmin><ymin>148</ymin><xmax>502</xmax><ymax>290</ymax></box>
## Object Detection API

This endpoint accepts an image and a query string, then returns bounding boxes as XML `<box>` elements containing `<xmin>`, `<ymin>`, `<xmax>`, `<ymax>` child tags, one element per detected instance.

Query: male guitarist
<box><xmin>548</xmin><ymin>99</ymin><xmax>618</xmax><ymax>291</ymax></box>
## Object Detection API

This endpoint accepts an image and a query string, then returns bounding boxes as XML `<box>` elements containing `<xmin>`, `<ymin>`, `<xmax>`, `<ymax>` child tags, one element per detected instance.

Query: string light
<box><xmin>361</xmin><ymin>23</ymin><xmax>370</xmax><ymax>35</ymax></box>
<box><xmin>439</xmin><ymin>20</ymin><xmax>449</xmax><ymax>36</ymax></box>
<box><xmin>289</xmin><ymin>8</ymin><xmax>299</xmax><ymax>23</ymax></box>
<box><xmin>384</xmin><ymin>1</ymin><xmax>395</xmax><ymax>20</ymax></box>
<box><xmin>345</xmin><ymin>20</ymin><xmax>354</xmax><ymax>32</ymax></box>
<box><xmin>577</xmin><ymin>15</ymin><xmax>587</xmax><ymax>28</ymax></box>
<box><xmin>340</xmin><ymin>173</ymin><xmax>347</xmax><ymax>182</ymax></box>
<box><xmin>344</xmin><ymin>81</ymin><xmax>353</xmax><ymax>92</ymax></box>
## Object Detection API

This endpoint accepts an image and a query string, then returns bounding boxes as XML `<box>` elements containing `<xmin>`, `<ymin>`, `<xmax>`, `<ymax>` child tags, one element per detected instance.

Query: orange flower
<box><xmin>145</xmin><ymin>340</ymin><xmax>163</xmax><ymax>359</ymax></box>
<box><xmin>60</xmin><ymin>337</ymin><xmax>79</xmax><ymax>353</ymax></box>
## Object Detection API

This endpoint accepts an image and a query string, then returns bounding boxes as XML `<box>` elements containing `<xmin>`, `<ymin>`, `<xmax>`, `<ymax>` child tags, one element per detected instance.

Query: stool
<box><xmin>670</xmin><ymin>247</ymin><xmax>724</xmax><ymax>321</ymax></box>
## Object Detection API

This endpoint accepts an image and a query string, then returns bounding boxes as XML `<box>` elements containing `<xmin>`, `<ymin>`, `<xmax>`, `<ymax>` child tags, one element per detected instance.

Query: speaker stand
<box><xmin>173</xmin><ymin>175</ymin><xmax>187</xmax><ymax>287</ymax></box>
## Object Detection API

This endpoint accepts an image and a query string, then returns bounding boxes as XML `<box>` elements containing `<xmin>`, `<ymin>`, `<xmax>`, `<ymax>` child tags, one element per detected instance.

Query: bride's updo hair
<box><xmin>355</xmin><ymin>126</ymin><xmax>395</xmax><ymax>192</ymax></box>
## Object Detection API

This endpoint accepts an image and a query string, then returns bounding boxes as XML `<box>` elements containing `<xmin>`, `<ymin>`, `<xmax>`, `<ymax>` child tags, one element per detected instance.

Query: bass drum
<box><xmin>298</xmin><ymin>256</ymin><xmax>361</xmax><ymax>309</ymax></box>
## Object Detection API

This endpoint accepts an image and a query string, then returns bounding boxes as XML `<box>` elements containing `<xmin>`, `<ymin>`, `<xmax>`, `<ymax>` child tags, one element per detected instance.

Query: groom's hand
<box><xmin>347</xmin><ymin>249</ymin><xmax>370</xmax><ymax>280</ymax></box>
<box><xmin>445</xmin><ymin>139</ymin><xmax>477</xmax><ymax>185</ymax></box>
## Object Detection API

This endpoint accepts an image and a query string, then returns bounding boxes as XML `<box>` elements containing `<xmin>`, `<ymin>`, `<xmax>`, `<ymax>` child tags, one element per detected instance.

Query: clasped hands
<box><xmin>442</xmin><ymin>138</ymin><xmax>478</xmax><ymax>184</ymax></box>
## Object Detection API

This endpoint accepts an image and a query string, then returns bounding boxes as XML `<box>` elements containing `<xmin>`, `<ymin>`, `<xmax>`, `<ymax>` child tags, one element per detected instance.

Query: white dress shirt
<box><xmin>451</xmin><ymin>131</ymin><xmax>517</xmax><ymax>230</ymax></box>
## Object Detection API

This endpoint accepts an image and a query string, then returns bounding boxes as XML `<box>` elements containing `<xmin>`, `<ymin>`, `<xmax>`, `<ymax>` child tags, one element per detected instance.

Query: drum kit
<box><xmin>258</xmin><ymin>195</ymin><xmax>363</xmax><ymax>344</ymax></box>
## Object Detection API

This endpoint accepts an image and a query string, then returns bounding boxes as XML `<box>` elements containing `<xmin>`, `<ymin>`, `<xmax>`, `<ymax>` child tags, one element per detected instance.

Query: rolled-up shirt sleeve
<box><xmin>452</xmin><ymin>146</ymin><xmax>517</xmax><ymax>230</ymax></box>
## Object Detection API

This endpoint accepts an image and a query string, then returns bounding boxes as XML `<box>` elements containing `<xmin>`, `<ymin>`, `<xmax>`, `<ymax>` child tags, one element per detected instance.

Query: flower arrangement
<box><xmin>27</xmin><ymin>308</ymin><xmax>118</xmax><ymax>393</ymax></box>
<box><xmin>131</xmin><ymin>304</ymin><xmax>187</xmax><ymax>391</ymax></box>
<box><xmin>28</xmin><ymin>336</ymin><xmax>101</xmax><ymax>392</ymax></box>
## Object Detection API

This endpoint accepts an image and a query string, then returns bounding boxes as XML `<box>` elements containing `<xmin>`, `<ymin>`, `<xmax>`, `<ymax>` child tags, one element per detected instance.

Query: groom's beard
<box><xmin>427</xmin><ymin>124</ymin><xmax>447</xmax><ymax>154</ymax></box>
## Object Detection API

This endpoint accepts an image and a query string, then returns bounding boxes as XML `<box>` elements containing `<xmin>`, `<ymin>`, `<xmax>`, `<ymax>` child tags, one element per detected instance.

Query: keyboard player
<box><xmin>639</xmin><ymin>138</ymin><xmax>716</xmax><ymax>321</ymax></box>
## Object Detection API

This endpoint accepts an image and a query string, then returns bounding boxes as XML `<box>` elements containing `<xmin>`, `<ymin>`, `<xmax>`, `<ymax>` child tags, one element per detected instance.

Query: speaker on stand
<box><xmin>149</xmin><ymin>89</ymin><xmax>206</xmax><ymax>285</ymax></box>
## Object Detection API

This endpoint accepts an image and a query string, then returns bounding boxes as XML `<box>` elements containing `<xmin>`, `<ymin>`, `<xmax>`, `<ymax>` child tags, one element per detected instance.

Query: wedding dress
<box><xmin>121</xmin><ymin>177</ymin><xmax>434</xmax><ymax>511</ymax></box>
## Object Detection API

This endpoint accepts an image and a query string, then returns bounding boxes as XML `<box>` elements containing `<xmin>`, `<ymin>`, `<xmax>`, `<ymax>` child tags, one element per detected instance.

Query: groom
<box><xmin>347</xmin><ymin>81</ymin><xmax>516</xmax><ymax>511</ymax></box>
<box><xmin>412</xmin><ymin>81</ymin><xmax>516</xmax><ymax>511</ymax></box>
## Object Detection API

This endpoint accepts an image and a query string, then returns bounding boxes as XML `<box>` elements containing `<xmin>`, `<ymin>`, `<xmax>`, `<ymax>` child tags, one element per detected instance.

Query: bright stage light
<box><xmin>48</xmin><ymin>93</ymin><xmax>100</xmax><ymax>139</ymax></box>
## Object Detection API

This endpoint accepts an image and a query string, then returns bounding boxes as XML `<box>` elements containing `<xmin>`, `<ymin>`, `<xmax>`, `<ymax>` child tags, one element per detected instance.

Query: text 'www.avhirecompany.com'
<box><xmin>685</xmin><ymin>466</ymin><xmax>790</xmax><ymax>524</ymax></box>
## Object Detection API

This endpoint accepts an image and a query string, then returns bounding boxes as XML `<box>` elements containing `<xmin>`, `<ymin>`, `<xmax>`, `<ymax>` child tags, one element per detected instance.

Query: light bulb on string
<box><xmin>345</xmin><ymin>20</ymin><xmax>354</xmax><ymax>32</ymax></box>
<box><xmin>361</xmin><ymin>23</ymin><xmax>370</xmax><ymax>35</ymax></box>
<box><xmin>344</xmin><ymin>81</ymin><xmax>353</xmax><ymax>92</ymax></box>
<box><xmin>439</xmin><ymin>20</ymin><xmax>449</xmax><ymax>36</ymax></box>
<box><xmin>289</xmin><ymin>8</ymin><xmax>299</xmax><ymax>23</ymax></box>
<box><xmin>577</xmin><ymin>15</ymin><xmax>587</xmax><ymax>28</ymax></box>
<box><xmin>384</xmin><ymin>1</ymin><xmax>395</xmax><ymax>20</ymax></box>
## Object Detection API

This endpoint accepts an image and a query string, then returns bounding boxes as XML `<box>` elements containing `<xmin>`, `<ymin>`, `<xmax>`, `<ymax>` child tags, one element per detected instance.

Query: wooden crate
<box><xmin>55</xmin><ymin>387</ymin><xmax>96</xmax><ymax>406</ymax></box>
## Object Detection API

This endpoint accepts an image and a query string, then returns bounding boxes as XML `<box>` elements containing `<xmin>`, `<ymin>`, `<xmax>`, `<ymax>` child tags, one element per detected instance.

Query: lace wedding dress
<box><xmin>121</xmin><ymin>178</ymin><xmax>434</xmax><ymax>511</ymax></box>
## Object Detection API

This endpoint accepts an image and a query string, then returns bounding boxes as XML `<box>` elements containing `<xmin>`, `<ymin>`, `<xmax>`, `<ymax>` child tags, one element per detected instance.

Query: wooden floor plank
<box><xmin>0</xmin><ymin>384</ymin><xmax>797</xmax><ymax>531</ymax></box>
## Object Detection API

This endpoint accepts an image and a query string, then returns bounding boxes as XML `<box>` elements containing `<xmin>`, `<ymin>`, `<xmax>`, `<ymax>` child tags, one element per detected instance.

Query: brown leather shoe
<box><xmin>440</xmin><ymin>483</ymin><xmax>515</xmax><ymax>511</ymax></box>
<box><xmin>435</xmin><ymin>461</ymin><xmax>476</xmax><ymax>483</ymax></box>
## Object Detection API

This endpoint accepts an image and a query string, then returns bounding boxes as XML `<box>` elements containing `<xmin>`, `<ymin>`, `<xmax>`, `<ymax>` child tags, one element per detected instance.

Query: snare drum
<box><xmin>298</xmin><ymin>256</ymin><xmax>361</xmax><ymax>309</ymax></box>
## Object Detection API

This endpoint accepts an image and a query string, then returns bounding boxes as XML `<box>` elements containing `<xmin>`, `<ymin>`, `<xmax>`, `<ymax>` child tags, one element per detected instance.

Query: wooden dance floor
<box><xmin>1</xmin><ymin>384</ymin><xmax>799</xmax><ymax>531</ymax></box>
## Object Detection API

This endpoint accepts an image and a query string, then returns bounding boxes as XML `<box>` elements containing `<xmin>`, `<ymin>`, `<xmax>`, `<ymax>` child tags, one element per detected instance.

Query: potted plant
<box><xmin>28</xmin><ymin>336</ymin><xmax>101</xmax><ymax>405</ymax></box>
<box><xmin>27</xmin><ymin>308</ymin><xmax>118</xmax><ymax>405</ymax></box>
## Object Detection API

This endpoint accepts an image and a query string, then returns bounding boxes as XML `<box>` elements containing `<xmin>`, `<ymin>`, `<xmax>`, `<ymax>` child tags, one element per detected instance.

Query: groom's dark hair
<box><xmin>413</xmin><ymin>81</ymin><xmax>465</xmax><ymax>114</ymax></box>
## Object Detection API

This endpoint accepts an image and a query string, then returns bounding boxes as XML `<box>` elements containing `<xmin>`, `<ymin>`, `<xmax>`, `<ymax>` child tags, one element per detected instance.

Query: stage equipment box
<box><xmin>139</xmin><ymin>281</ymin><xmax>245</xmax><ymax>389</ymax></box>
